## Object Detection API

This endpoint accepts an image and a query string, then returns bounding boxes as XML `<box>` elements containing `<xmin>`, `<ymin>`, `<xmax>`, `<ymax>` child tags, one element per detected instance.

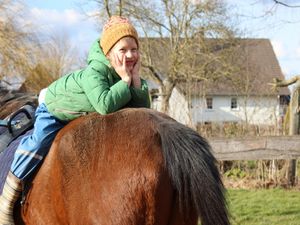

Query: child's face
<box><xmin>108</xmin><ymin>37</ymin><xmax>139</xmax><ymax>71</ymax></box>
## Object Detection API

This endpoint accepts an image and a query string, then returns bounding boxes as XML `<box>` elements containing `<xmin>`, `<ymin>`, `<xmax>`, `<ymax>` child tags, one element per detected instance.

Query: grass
<box><xmin>227</xmin><ymin>188</ymin><xmax>300</xmax><ymax>225</ymax></box>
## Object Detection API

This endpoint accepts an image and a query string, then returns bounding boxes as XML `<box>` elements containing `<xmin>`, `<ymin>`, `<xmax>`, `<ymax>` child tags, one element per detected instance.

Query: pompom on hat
<box><xmin>100</xmin><ymin>16</ymin><xmax>139</xmax><ymax>55</ymax></box>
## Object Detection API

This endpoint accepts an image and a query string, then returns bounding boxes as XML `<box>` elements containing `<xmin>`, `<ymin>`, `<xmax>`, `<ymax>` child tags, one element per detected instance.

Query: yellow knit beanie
<box><xmin>100</xmin><ymin>16</ymin><xmax>139</xmax><ymax>55</ymax></box>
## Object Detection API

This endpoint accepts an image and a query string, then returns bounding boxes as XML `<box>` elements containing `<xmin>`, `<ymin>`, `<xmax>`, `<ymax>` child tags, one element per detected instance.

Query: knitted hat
<box><xmin>100</xmin><ymin>16</ymin><xmax>139</xmax><ymax>55</ymax></box>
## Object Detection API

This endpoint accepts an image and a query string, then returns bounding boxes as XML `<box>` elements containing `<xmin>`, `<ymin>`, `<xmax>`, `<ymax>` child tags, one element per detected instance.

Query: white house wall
<box><xmin>191</xmin><ymin>95</ymin><xmax>280</xmax><ymax>126</ymax></box>
<box><xmin>167</xmin><ymin>88</ymin><xmax>192</xmax><ymax>125</ymax></box>
<box><xmin>152</xmin><ymin>89</ymin><xmax>281</xmax><ymax>126</ymax></box>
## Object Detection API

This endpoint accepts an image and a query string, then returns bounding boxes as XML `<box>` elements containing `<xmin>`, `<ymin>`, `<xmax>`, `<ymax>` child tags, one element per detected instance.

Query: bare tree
<box><xmin>89</xmin><ymin>0</ymin><xmax>239</xmax><ymax>113</ymax></box>
<box><xmin>19</xmin><ymin>32</ymin><xmax>80</xmax><ymax>93</ymax></box>
<box><xmin>270</xmin><ymin>75</ymin><xmax>300</xmax><ymax>186</ymax></box>
<box><xmin>1</xmin><ymin>1</ymin><xmax>80</xmax><ymax>93</ymax></box>
<box><xmin>0</xmin><ymin>0</ymin><xmax>37</xmax><ymax>87</ymax></box>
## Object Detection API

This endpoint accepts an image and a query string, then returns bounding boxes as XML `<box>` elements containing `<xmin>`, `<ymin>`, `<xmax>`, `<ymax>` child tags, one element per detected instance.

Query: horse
<box><xmin>16</xmin><ymin>108</ymin><xmax>230</xmax><ymax>225</ymax></box>
<box><xmin>0</xmin><ymin>91</ymin><xmax>37</xmax><ymax>119</ymax></box>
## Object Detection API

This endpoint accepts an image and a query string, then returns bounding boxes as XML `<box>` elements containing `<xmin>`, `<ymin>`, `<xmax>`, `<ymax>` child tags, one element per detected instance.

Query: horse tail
<box><xmin>155</xmin><ymin>117</ymin><xmax>230</xmax><ymax>225</ymax></box>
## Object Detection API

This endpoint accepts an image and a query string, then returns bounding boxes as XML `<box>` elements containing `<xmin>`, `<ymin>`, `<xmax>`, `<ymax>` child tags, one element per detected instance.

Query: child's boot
<box><xmin>0</xmin><ymin>172</ymin><xmax>22</xmax><ymax>225</ymax></box>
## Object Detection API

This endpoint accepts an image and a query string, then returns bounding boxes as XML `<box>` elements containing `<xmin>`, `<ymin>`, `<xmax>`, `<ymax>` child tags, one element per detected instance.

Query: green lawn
<box><xmin>227</xmin><ymin>188</ymin><xmax>300</xmax><ymax>225</ymax></box>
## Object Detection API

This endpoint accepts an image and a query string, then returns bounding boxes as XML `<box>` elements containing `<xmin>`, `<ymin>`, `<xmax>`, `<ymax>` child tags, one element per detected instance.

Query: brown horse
<box><xmin>17</xmin><ymin>108</ymin><xmax>230</xmax><ymax>225</ymax></box>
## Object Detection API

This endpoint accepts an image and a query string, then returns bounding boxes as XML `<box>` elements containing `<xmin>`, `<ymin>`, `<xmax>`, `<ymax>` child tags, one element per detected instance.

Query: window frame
<box><xmin>231</xmin><ymin>97</ymin><xmax>238</xmax><ymax>110</ymax></box>
<box><xmin>206</xmin><ymin>97</ymin><xmax>213</xmax><ymax>110</ymax></box>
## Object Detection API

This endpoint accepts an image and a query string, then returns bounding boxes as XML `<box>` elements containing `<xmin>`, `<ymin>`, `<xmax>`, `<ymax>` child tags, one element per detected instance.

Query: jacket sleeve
<box><xmin>128</xmin><ymin>79</ymin><xmax>151</xmax><ymax>108</ymax></box>
<box><xmin>81</xmin><ymin>64</ymin><xmax>132</xmax><ymax>115</ymax></box>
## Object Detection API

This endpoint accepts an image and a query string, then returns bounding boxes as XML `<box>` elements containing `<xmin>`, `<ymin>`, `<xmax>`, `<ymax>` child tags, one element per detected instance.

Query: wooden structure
<box><xmin>209</xmin><ymin>135</ymin><xmax>300</xmax><ymax>160</ymax></box>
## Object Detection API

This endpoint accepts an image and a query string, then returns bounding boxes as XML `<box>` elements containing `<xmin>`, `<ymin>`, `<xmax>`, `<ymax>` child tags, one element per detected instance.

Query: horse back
<box><xmin>21</xmin><ymin>108</ymin><xmax>194</xmax><ymax>225</ymax></box>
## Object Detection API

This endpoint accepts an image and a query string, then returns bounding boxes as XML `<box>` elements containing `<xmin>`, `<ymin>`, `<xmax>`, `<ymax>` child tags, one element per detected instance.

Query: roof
<box><xmin>141</xmin><ymin>38</ymin><xmax>290</xmax><ymax>96</ymax></box>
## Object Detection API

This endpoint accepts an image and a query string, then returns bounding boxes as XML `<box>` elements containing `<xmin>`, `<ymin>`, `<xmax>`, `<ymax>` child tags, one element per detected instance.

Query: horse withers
<box><xmin>18</xmin><ymin>108</ymin><xmax>230</xmax><ymax>225</ymax></box>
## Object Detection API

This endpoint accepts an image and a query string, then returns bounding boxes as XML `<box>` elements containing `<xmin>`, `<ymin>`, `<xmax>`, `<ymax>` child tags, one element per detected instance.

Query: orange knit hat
<box><xmin>100</xmin><ymin>16</ymin><xmax>139</xmax><ymax>55</ymax></box>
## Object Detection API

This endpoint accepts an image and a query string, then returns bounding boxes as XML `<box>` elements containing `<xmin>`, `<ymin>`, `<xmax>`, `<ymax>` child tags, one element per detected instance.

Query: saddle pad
<box><xmin>0</xmin><ymin>129</ymin><xmax>33</xmax><ymax>194</ymax></box>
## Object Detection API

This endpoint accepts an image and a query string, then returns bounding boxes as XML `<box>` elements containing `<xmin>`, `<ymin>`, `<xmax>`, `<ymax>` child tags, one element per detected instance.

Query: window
<box><xmin>231</xmin><ymin>98</ymin><xmax>237</xmax><ymax>109</ymax></box>
<box><xmin>206</xmin><ymin>97</ymin><xmax>213</xmax><ymax>109</ymax></box>
<box><xmin>279</xmin><ymin>95</ymin><xmax>289</xmax><ymax>106</ymax></box>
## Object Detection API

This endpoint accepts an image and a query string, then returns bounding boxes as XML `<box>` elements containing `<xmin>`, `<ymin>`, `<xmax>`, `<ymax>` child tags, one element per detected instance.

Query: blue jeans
<box><xmin>10</xmin><ymin>103</ymin><xmax>66</xmax><ymax>180</ymax></box>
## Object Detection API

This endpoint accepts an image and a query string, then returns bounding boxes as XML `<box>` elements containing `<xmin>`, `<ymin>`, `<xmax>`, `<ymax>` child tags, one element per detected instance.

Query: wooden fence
<box><xmin>209</xmin><ymin>135</ymin><xmax>300</xmax><ymax>161</ymax></box>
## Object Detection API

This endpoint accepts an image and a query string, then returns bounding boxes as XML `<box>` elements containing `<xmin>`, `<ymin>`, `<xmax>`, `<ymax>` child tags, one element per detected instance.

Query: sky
<box><xmin>24</xmin><ymin>0</ymin><xmax>99</xmax><ymax>56</ymax></box>
<box><xmin>24</xmin><ymin>0</ymin><xmax>300</xmax><ymax>80</ymax></box>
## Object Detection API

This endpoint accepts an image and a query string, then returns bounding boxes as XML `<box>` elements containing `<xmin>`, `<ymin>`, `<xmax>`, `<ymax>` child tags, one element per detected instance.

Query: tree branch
<box><xmin>273</xmin><ymin>0</ymin><xmax>300</xmax><ymax>8</ymax></box>
<box><xmin>141</xmin><ymin>63</ymin><xmax>164</xmax><ymax>86</ymax></box>
<box><xmin>270</xmin><ymin>75</ymin><xmax>300</xmax><ymax>87</ymax></box>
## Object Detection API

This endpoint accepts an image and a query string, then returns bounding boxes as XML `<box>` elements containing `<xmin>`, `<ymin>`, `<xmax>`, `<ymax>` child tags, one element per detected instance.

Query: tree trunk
<box><xmin>287</xmin><ymin>80</ymin><xmax>300</xmax><ymax>186</ymax></box>
<box><xmin>160</xmin><ymin>78</ymin><xmax>176</xmax><ymax>113</ymax></box>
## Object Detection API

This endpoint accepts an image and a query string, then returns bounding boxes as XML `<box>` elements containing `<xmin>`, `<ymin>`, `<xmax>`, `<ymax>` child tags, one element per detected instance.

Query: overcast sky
<box><xmin>25</xmin><ymin>0</ymin><xmax>300</xmax><ymax>80</ymax></box>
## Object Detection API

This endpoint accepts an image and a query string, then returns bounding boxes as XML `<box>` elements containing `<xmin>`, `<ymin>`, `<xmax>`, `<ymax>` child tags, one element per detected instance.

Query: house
<box><xmin>146</xmin><ymin>39</ymin><xmax>290</xmax><ymax>128</ymax></box>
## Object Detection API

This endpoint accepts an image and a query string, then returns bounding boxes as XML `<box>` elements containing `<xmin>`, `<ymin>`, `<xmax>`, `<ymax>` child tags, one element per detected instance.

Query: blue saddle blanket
<box><xmin>0</xmin><ymin>129</ymin><xmax>33</xmax><ymax>194</ymax></box>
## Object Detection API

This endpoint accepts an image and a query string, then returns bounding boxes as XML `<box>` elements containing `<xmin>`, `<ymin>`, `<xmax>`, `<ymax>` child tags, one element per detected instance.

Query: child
<box><xmin>0</xmin><ymin>16</ymin><xmax>150</xmax><ymax>224</ymax></box>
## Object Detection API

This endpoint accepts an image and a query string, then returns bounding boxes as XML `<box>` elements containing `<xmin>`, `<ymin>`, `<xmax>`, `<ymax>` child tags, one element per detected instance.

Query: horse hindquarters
<box><xmin>19</xmin><ymin>109</ymin><xmax>229</xmax><ymax>225</ymax></box>
<box><xmin>19</xmin><ymin>112</ymin><xmax>188</xmax><ymax>225</ymax></box>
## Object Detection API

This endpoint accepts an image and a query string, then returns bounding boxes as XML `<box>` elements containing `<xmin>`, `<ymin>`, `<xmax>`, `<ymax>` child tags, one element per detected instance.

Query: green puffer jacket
<box><xmin>45</xmin><ymin>39</ymin><xmax>150</xmax><ymax>121</ymax></box>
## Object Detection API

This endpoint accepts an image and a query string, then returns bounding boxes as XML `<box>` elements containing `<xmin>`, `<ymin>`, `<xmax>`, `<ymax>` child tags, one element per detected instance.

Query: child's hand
<box><xmin>131</xmin><ymin>54</ymin><xmax>141</xmax><ymax>88</ymax></box>
<box><xmin>111</xmin><ymin>54</ymin><xmax>131</xmax><ymax>86</ymax></box>
<box><xmin>131</xmin><ymin>52</ymin><xmax>140</xmax><ymax>77</ymax></box>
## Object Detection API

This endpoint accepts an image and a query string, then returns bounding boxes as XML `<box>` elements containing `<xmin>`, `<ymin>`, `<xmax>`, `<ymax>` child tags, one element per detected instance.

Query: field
<box><xmin>227</xmin><ymin>188</ymin><xmax>300</xmax><ymax>225</ymax></box>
